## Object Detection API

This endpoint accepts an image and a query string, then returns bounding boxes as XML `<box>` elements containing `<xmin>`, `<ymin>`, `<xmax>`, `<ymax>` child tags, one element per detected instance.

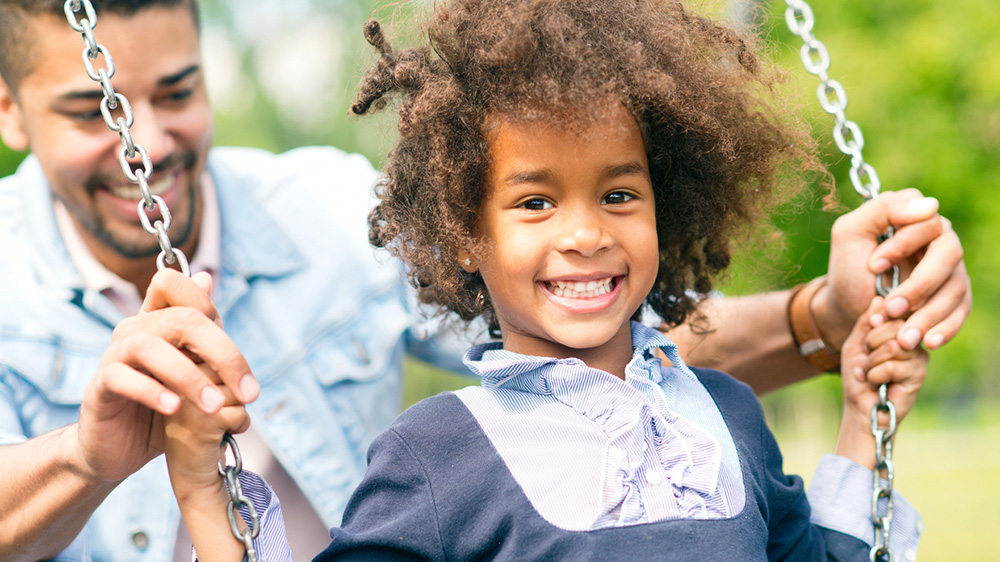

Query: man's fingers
<box><xmin>867</xmin><ymin>217</ymin><xmax>941</xmax><ymax>273</ymax></box>
<box><xmin>191</xmin><ymin>271</ymin><xmax>213</xmax><ymax>297</ymax></box>
<box><xmin>882</xmin><ymin>227</ymin><xmax>963</xmax><ymax>316</ymax></box>
<box><xmin>900</xmin><ymin>271</ymin><xmax>972</xmax><ymax>350</ymax></box>
<box><xmin>110</xmin><ymin>308</ymin><xmax>259</xmax><ymax>405</ymax></box>
<box><xmin>834</xmin><ymin>189</ymin><xmax>936</xmax><ymax>241</ymax></box>
<box><xmin>882</xmin><ymin>190</ymin><xmax>939</xmax><ymax>226</ymax></box>
<box><xmin>97</xmin><ymin>361</ymin><xmax>181</xmax><ymax>416</ymax></box>
<box><xmin>141</xmin><ymin>269</ymin><xmax>219</xmax><ymax>323</ymax></box>
<box><xmin>111</xmin><ymin>332</ymin><xmax>232</xmax><ymax>413</ymax></box>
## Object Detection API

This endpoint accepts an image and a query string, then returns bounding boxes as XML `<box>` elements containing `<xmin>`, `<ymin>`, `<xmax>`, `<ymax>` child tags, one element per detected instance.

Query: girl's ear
<box><xmin>458</xmin><ymin>251</ymin><xmax>478</xmax><ymax>273</ymax></box>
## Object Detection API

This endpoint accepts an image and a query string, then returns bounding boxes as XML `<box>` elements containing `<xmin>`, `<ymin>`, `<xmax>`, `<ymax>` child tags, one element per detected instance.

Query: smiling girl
<box><xmin>162</xmin><ymin>0</ymin><xmax>928</xmax><ymax>560</ymax></box>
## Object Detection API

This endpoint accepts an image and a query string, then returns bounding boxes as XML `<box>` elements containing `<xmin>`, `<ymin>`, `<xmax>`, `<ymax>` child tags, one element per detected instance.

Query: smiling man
<box><xmin>0</xmin><ymin>1</ymin><xmax>973</xmax><ymax>562</ymax></box>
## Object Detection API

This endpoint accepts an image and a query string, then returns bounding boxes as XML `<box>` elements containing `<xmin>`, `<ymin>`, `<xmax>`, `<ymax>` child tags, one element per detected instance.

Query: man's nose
<box><xmin>123</xmin><ymin>101</ymin><xmax>175</xmax><ymax>171</ymax></box>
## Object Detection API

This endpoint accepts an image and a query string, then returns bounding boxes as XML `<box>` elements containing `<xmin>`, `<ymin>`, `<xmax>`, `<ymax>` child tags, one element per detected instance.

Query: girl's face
<box><xmin>469</xmin><ymin>105</ymin><xmax>659</xmax><ymax>375</ymax></box>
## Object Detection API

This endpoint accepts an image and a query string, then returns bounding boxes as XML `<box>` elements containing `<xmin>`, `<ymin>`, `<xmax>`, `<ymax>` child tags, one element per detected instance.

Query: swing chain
<box><xmin>784</xmin><ymin>2</ymin><xmax>899</xmax><ymax>560</ymax></box>
<box><xmin>62</xmin><ymin>2</ymin><xmax>260</xmax><ymax>561</ymax></box>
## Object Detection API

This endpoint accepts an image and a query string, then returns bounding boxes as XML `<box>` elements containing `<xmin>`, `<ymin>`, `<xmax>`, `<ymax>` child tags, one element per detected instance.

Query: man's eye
<box><xmin>163</xmin><ymin>89</ymin><xmax>194</xmax><ymax>103</ymax></box>
<box><xmin>603</xmin><ymin>191</ymin><xmax>635</xmax><ymax>205</ymax></box>
<box><xmin>70</xmin><ymin>109</ymin><xmax>103</xmax><ymax>122</ymax></box>
<box><xmin>519</xmin><ymin>198</ymin><xmax>553</xmax><ymax>210</ymax></box>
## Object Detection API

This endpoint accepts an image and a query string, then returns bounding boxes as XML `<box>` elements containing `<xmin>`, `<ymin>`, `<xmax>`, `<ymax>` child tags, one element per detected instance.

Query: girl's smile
<box><xmin>467</xmin><ymin>104</ymin><xmax>659</xmax><ymax>378</ymax></box>
<box><xmin>540</xmin><ymin>275</ymin><xmax>623</xmax><ymax>313</ymax></box>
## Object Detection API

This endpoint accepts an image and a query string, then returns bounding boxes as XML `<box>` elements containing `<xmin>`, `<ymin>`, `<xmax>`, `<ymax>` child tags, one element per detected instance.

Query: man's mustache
<box><xmin>83</xmin><ymin>151</ymin><xmax>198</xmax><ymax>194</ymax></box>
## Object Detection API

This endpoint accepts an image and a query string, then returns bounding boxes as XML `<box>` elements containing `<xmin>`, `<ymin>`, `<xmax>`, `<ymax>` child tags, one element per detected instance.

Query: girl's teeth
<box><xmin>547</xmin><ymin>278</ymin><xmax>613</xmax><ymax>298</ymax></box>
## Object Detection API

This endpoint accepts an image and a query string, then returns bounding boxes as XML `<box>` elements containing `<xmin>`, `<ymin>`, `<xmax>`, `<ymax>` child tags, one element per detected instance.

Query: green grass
<box><xmin>403</xmin><ymin>361</ymin><xmax>1000</xmax><ymax>558</ymax></box>
<box><xmin>766</xmin><ymin>376</ymin><xmax>1000</xmax><ymax>560</ymax></box>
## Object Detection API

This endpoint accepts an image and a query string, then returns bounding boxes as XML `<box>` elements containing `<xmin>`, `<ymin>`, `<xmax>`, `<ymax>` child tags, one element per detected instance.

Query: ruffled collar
<box><xmin>462</xmin><ymin>322</ymin><xmax>724</xmax><ymax>515</ymax></box>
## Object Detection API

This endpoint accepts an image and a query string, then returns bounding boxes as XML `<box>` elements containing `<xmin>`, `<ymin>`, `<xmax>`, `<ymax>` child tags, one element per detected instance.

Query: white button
<box><xmin>916</xmin><ymin>519</ymin><xmax>925</xmax><ymax>535</ymax></box>
<box><xmin>645</xmin><ymin>470</ymin><xmax>663</xmax><ymax>486</ymax></box>
<box><xmin>641</xmin><ymin>441</ymin><xmax>649</xmax><ymax>452</ymax></box>
<box><xmin>905</xmin><ymin>548</ymin><xmax>917</xmax><ymax>561</ymax></box>
<box><xmin>131</xmin><ymin>530</ymin><xmax>149</xmax><ymax>551</ymax></box>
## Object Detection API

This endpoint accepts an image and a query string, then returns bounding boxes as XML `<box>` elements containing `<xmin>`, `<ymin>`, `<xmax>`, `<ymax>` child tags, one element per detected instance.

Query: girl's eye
<box><xmin>603</xmin><ymin>191</ymin><xmax>635</xmax><ymax>205</ymax></box>
<box><xmin>519</xmin><ymin>198</ymin><xmax>553</xmax><ymax>211</ymax></box>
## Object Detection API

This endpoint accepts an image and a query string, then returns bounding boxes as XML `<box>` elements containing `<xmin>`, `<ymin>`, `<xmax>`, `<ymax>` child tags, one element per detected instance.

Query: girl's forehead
<box><xmin>486</xmin><ymin>102</ymin><xmax>641</xmax><ymax>144</ymax></box>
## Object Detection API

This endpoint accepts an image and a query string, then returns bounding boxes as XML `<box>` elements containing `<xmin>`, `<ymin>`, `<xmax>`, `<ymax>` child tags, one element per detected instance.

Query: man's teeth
<box><xmin>547</xmin><ymin>278</ymin><xmax>614</xmax><ymax>298</ymax></box>
<box><xmin>108</xmin><ymin>175</ymin><xmax>172</xmax><ymax>200</ymax></box>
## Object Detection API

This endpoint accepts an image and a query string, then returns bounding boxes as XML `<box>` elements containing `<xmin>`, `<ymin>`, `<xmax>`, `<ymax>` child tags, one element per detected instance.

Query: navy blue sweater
<box><xmin>316</xmin><ymin>368</ymin><xmax>867</xmax><ymax>561</ymax></box>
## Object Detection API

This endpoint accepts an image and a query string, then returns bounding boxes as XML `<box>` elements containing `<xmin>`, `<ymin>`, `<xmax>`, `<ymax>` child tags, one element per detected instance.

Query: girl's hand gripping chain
<box><xmin>836</xmin><ymin>297</ymin><xmax>928</xmax><ymax>470</ymax></box>
<box><xmin>153</xmin><ymin>271</ymin><xmax>254</xmax><ymax>562</ymax></box>
<box><xmin>163</xmin><ymin>374</ymin><xmax>251</xmax><ymax>562</ymax></box>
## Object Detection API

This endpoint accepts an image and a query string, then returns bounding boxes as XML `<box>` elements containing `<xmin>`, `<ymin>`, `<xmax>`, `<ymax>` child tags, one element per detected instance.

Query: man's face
<box><xmin>0</xmin><ymin>5</ymin><xmax>213</xmax><ymax>259</ymax></box>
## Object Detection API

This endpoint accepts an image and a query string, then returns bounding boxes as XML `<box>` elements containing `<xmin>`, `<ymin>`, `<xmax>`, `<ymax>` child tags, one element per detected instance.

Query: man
<box><xmin>0</xmin><ymin>1</ymin><xmax>971</xmax><ymax>562</ymax></box>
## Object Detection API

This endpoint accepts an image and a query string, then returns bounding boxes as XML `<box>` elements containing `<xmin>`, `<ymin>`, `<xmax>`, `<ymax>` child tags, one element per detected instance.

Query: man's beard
<box><xmin>78</xmin><ymin>150</ymin><xmax>201</xmax><ymax>259</ymax></box>
<box><xmin>91</xmin><ymin>180</ymin><xmax>199</xmax><ymax>259</ymax></box>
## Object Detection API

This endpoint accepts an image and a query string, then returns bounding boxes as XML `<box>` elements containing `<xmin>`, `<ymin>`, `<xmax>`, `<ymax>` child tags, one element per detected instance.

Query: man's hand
<box><xmin>816</xmin><ymin>188</ymin><xmax>971</xmax><ymax>352</ymax></box>
<box><xmin>74</xmin><ymin>270</ymin><xmax>259</xmax><ymax>483</ymax></box>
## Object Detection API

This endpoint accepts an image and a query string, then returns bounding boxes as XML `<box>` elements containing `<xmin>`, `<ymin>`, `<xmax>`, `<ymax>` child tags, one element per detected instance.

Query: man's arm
<box><xmin>668</xmin><ymin>189</ymin><xmax>971</xmax><ymax>394</ymax></box>
<box><xmin>0</xmin><ymin>272</ymin><xmax>259</xmax><ymax>562</ymax></box>
<box><xmin>0</xmin><ymin>426</ymin><xmax>118</xmax><ymax>562</ymax></box>
<box><xmin>665</xmin><ymin>290</ymin><xmax>809</xmax><ymax>394</ymax></box>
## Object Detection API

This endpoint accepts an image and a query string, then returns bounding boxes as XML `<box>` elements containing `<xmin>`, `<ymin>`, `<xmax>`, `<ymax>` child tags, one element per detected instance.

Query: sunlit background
<box><xmin>1</xmin><ymin>0</ymin><xmax>996</xmax><ymax>558</ymax></box>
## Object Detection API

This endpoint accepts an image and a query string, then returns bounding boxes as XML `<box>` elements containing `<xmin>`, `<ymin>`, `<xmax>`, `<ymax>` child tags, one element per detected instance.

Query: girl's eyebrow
<box><xmin>602</xmin><ymin>161</ymin><xmax>648</xmax><ymax>179</ymax></box>
<box><xmin>500</xmin><ymin>161</ymin><xmax>647</xmax><ymax>186</ymax></box>
<box><xmin>501</xmin><ymin>169</ymin><xmax>553</xmax><ymax>186</ymax></box>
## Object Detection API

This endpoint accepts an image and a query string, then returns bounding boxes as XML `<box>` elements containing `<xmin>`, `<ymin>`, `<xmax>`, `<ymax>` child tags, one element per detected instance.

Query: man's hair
<box><xmin>357</xmin><ymin>0</ymin><xmax>821</xmax><ymax>334</ymax></box>
<box><xmin>0</xmin><ymin>0</ymin><xmax>199</xmax><ymax>92</ymax></box>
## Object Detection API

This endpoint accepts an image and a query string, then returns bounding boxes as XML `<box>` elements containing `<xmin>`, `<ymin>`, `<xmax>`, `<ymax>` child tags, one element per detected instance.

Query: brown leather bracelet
<box><xmin>787</xmin><ymin>277</ymin><xmax>841</xmax><ymax>373</ymax></box>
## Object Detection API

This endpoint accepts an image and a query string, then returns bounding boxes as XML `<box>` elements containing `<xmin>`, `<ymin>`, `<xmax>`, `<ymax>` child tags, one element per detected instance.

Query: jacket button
<box><xmin>131</xmin><ymin>530</ymin><xmax>149</xmax><ymax>550</ymax></box>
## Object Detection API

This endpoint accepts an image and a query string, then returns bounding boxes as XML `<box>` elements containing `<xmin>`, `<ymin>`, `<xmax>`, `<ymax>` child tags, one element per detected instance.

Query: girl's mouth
<box><xmin>543</xmin><ymin>276</ymin><xmax>620</xmax><ymax>298</ymax></box>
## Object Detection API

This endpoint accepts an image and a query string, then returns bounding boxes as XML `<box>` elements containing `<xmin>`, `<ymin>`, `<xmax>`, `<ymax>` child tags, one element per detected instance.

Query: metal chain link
<box><xmin>784</xmin><ymin>2</ymin><xmax>899</xmax><ymax>560</ymax></box>
<box><xmin>62</xmin><ymin>2</ymin><xmax>260</xmax><ymax>560</ymax></box>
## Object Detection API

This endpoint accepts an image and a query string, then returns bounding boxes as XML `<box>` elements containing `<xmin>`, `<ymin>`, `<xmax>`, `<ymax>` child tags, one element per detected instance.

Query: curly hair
<box><xmin>354</xmin><ymin>0</ymin><xmax>817</xmax><ymax>334</ymax></box>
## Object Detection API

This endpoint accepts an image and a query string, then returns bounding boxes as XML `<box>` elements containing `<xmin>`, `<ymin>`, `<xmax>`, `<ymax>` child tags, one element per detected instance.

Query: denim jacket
<box><xmin>0</xmin><ymin>146</ymin><xmax>457</xmax><ymax>562</ymax></box>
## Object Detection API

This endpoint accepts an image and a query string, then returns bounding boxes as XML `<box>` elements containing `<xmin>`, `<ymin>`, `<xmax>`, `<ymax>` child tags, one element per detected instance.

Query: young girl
<box><xmin>163</xmin><ymin>0</ymin><xmax>928</xmax><ymax>559</ymax></box>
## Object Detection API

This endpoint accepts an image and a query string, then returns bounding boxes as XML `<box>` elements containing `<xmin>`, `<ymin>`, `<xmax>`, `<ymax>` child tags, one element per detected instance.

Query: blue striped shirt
<box><xmin>454</xmin><ymin>322</ymin><xmax>745</xmax><ymax>530</ymax></box>
<box><xmin>226</xmin><ymin>321</ymin><xmax>924</xmax><ymax>560</ymax></box>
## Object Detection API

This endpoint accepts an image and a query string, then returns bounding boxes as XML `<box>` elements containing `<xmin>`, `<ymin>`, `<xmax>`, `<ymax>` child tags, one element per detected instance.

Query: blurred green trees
<box><xmin>761</xmin><ymin>0</ymin><xmax>998</xmax><ymax>412</ymax></box>
<box><xmin>1</xmin><ymin>0</ymin><xmax>996</xmax><ymax>411</ymax></box>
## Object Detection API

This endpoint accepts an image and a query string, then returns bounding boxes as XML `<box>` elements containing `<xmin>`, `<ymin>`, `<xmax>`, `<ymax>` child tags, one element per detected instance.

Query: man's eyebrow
<box><xmin>157</xmin><ymin>64</ymin><xmax>200</xmax><ymax>87</ymax></box>
<box><xmin>54</xmin><ymin>65</ymin><xmax>201</xmax><ymax>102</ymax></box>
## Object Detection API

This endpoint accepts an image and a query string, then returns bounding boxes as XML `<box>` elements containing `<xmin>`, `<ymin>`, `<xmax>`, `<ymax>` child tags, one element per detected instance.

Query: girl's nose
<box><xmin>554</xmin><ymin>215</ymin><xmax>614</xmax><ymax>257</ymax></box>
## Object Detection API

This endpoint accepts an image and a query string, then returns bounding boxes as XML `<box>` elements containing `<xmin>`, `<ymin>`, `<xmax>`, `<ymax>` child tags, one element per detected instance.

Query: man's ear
<box><xmin>0</xmin><ymin>78</ymin><xmax>29</xmax><ymax>151</ymax></box>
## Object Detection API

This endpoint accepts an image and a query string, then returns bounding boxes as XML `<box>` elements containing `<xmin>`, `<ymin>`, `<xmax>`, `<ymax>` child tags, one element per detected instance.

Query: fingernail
<box><xmin>870</xmin><ymin>313</ymin><xmax>885</xmax><ymax>327</ymax></box>
<box><xmin>870</xmin><ymin>258</ymin><xmax>891</xmax><ymax>274</ymax></box>
<box><xmin>907</xmin><ymin>196</ymin><xmax>938</xmax><ymax>215</ymax></box>
<box><xmin>900</xmin><ymin>328</ymin><xmax>922</xmax><ymax>350</ymax></box>
<box><xmin>201</xmin><ymin>386</ymin><xmax>224</xmax><ymax>411</ymax></box>
<box><xmin>160</xmin><ymin>392</ymin><xmax>180</xmax><ymax>412</ymax></box>
<box><xmin>885</xmin><ymin>297</ymin><xmax>909</xmax><ymax>318</ymax></box>
<box><xmin>926</xmin><ymin>333</ymin><xmax>945</xmax><ymax>349</ymax></box>
<box><xmin>854</xmin><ymin>367</ymin><xmax>866</xmax><ymax>381</ymax></box>
<box><xmin>240</xmin><ymin>374</ymin><xmax>259</xmax><ymax>400</ymax></box>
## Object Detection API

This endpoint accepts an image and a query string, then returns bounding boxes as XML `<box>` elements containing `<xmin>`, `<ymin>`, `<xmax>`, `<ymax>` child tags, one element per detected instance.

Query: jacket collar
<box><xmin>14</xmin><ymin>150</ymin><xmax>307</xmax><ymax>318</ymax></box>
